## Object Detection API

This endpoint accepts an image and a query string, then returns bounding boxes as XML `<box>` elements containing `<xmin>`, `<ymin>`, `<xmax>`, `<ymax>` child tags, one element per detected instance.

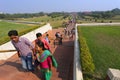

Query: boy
<box><xmin>8</xmin><ymin>30</ymin><xmax>34</xmax><ymax>71</ymax></box>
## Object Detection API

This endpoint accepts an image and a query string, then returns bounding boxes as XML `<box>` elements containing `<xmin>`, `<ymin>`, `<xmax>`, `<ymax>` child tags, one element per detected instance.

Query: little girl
<box><xmin>35</xmin><ymin>40</ymin><xmax>57</xmax><ymax>80</ymax></box>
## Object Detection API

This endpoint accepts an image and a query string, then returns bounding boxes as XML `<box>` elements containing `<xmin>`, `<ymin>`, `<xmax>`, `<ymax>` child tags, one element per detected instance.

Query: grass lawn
<box><xmin>0</xmin><ymin>15</ymin><xmax>69</xmax><ymax>45</ymax></box>
<box><xmin>0</xmin><ymin>21</ymin><xmax>39</xmax><ymax>45</ymax></box>
<box><xmin>20</xmin><ymin>15</ymin><xmax>69</xmax><ymax>28</ymax></box>
<box><xmin>21</xmin><ymin>15</ymin><xmax>52</xmax><ymax>22</ymax></box>
<box><xmin>78</xmin><ymin>26</ymin><xmax>120</xmax><ymax>79</ymax></box>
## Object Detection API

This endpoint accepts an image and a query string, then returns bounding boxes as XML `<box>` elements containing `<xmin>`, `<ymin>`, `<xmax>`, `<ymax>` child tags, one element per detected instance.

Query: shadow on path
<box><xmin>53</xmin><ymin>40</ymin><xmax>74</xmax><ymax>80</ymax></box>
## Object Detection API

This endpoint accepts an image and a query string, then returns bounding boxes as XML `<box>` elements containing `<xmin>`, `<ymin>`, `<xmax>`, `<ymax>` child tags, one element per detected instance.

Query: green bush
<box><xmin>79</xmin><ymin>37</ymin><xmax>95</xmax><ymax>73</ymax></box>
<box><xmin>18</xmin><ymin>25</ymin><xmax>40</xmax><ymax>36</ymax></box>
<box><xmin>78</xmin><ymin>28</ymin><xmax>95</xmax><ymax>79</ymax></box>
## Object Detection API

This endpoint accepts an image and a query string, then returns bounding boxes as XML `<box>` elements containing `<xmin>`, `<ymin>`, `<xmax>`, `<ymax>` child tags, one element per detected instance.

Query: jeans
<box><xmin>20</xmin><ymin>53</ymin><xmax>34</xmax><ymax>71</ymax></box>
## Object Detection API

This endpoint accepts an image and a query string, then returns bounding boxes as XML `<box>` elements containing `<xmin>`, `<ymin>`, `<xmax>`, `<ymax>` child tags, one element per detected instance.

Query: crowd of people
<box><xmin>55</xmin><ymin>32</ymin><xmax>63</xmax><ymax>45</ymax></box>
<box><xmin>64</xmin><ymin>27</ymin><xmax>75</xmax><ymax>40</ymax></box>
<box><xmin>7</xmin><ymin>22</ymin><xmax>75</xmax><ymax>80</ymax></box>
<box><xmin>8</xmin><ymin>30</ymin><xmax>57</xmax><ymax>80</ymax></box>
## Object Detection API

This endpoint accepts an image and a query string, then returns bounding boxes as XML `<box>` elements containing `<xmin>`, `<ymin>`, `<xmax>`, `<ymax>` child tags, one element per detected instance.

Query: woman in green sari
<box><xmin>35</xmin><ymin>40</ymin><xmax>57</xmax><ymax>80</ymax></box>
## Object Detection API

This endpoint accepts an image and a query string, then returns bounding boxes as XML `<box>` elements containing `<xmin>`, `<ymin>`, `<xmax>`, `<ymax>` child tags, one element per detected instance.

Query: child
<box><xmin>45</xmin><ymin>34</ymin><xmax>50</xmax><ymax>44</ymax></box>
<box><xmin>35</xmin><ymin>40</ymin><xmax>57</xmax><ymax>80</ymax></box>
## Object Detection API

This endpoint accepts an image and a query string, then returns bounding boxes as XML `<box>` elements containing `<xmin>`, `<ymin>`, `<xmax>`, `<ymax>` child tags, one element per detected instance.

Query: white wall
<box><xmin>0</xmin><ymin>23</ymin><xmax>52</xmax><ymax>60</ymax></box>
<box><xmin>73</xmin><ymin>24</ymin><xmax>83</xmax><ymax>80</ymax></box>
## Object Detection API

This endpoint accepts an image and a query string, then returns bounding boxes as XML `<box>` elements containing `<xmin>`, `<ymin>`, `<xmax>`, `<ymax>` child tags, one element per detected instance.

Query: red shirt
<box><xmin>35</xmin><ymin>39</ymin><xmax>51</xmax><ymax>51</ymax></box>
<box><xmin>41</xmin><ymin>38</ymin><xmax>51</xmax><ymax>50</ymax></box>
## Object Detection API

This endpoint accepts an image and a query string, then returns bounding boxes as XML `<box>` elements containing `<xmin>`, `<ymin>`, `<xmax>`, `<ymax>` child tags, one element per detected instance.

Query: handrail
<box><xmin>0</xmin><ymin>50</ymin><xmax>16</xmax><ymax>53</ymax></box>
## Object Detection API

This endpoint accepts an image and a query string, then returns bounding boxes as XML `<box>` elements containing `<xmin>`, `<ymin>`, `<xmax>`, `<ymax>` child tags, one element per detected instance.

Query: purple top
<box><xmin>12</xmin><ymin>37</ymin><xmax>34</xmax><ymax>56</ymax></box>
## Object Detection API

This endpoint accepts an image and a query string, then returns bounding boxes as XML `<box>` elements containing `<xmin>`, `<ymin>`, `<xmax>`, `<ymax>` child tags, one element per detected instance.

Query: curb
<box><xmin>73</xmin><ymin>24</ymin><xmax>83</xmax><ymax>80</ymax></box>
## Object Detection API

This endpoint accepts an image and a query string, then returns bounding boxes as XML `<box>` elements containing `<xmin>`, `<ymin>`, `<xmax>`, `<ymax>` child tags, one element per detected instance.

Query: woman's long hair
<box><xmin>36</xmin><ymin>40</ymin><xmax>46</xmax><ymax>50</ymax></box>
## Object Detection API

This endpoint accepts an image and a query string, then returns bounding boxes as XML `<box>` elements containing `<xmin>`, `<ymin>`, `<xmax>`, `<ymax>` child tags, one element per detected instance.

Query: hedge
<box><xmin>78</xmin><ymin>28</ymin><xmax>95</xmax><ymax>79</ymax></box>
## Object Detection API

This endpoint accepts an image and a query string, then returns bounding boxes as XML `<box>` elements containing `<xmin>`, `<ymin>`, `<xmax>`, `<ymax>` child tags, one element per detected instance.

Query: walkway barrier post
<box><xmin>106</xmin><ymin>68</ymin><xmax>120</xmax><ymax>80</ymax></box>
<box><xmin>73</xmin><ymin>24</ymin><xmax>83</xmax><ymax>80</ymax></box>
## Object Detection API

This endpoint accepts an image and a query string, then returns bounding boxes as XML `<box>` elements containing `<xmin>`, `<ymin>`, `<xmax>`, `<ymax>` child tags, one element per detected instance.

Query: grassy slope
<box><xmin>79</xmin><ymin>26</ymin><xmax>120</xmax><ymax>79</ymax></box>
<box><xmin>0</xmin><ymin>15</ymin><xmax>69</xmax><ymax>45</ymax></box>
<box><xmin>0</xmin><ymin>21</ymin><xmax>39</xmax><ymax>45</ymax></box>
<box><xmin>21</xmin><ymin>15</ymin><xmax>51</xmax><ymax>22</ymax></box>
<box><xmin>20</xmin><ymin>15</ymin><xmax>69</xmax><ymax>28</ymax></box>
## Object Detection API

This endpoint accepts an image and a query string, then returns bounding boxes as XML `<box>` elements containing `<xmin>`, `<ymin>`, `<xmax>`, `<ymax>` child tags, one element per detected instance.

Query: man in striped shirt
<box><xmin>8</xmin><ymin>30</ymin><xmax>34</xmax><ymax>71</ymax></box>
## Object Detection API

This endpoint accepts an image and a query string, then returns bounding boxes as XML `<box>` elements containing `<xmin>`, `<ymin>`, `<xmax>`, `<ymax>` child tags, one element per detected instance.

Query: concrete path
<box><xmin>0</xmin><ymin>23</ymin><xmax>75</xmax><ymax>80</ymax></box>
<box><xmin>77</xmin><ymin>22</ymin><xmax>120</xmax><ymax>26</ymax></box>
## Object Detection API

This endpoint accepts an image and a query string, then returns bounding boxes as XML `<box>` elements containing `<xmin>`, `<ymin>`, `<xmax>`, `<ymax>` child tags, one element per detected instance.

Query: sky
<box><xmin>0</xmin><ymin>0</ymin><xmax>120</xmax><ymax>13</ymax></box>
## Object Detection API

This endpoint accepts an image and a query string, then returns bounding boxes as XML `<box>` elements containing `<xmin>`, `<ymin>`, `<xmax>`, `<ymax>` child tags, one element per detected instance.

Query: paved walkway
<box><xmin>0</xmin><ymin>23</ymin><xmax>75</xmax><ymax>80</ymax></box>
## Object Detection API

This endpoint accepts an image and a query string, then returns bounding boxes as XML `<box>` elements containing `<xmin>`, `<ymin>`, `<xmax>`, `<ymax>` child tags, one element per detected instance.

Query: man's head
<box><xmin>36</xmin><ymin>33</ymin><xmax>42</xmax><ymax>40</ymax></box>
<box><xmin>46</xmin><ymin>34</ymin><xmax>49</xmax><ymax>37</ymax></box>
<box><xmin>8</xmin><ymin>30</ymin><xmax>19</xmax><ymax>42</ymax></box>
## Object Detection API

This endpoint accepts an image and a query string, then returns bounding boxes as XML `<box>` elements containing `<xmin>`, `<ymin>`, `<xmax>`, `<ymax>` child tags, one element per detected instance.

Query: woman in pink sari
<box><xmin>35</xmin><ymin>40</ymin><xmax>57</xmax><ymax>80</ymax></box>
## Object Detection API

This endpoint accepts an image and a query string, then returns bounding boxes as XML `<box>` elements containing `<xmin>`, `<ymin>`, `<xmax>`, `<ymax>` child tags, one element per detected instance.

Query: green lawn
<box><xmin>21</xmin><ymin>15</ymin><xmax>52</xmax><ymax>22</ymax></box>
<box><xmin>20</xmin><ymin>15</ymin><xmax>69</xmax><ymax>28</ymax></box>
<box><xmin>0</xmin><ymin>15</ymin><xmax>69</xmax><ymax>45</ymax></box>
<box><xmin>0</xmin><ymin>21</ymin><xmax>39</xmax><ymax>45</ymax></box>
<box><xmin>78</xmin><ymin>26</ymin><xmax>120</xmax><ymax>79</ymax></box>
